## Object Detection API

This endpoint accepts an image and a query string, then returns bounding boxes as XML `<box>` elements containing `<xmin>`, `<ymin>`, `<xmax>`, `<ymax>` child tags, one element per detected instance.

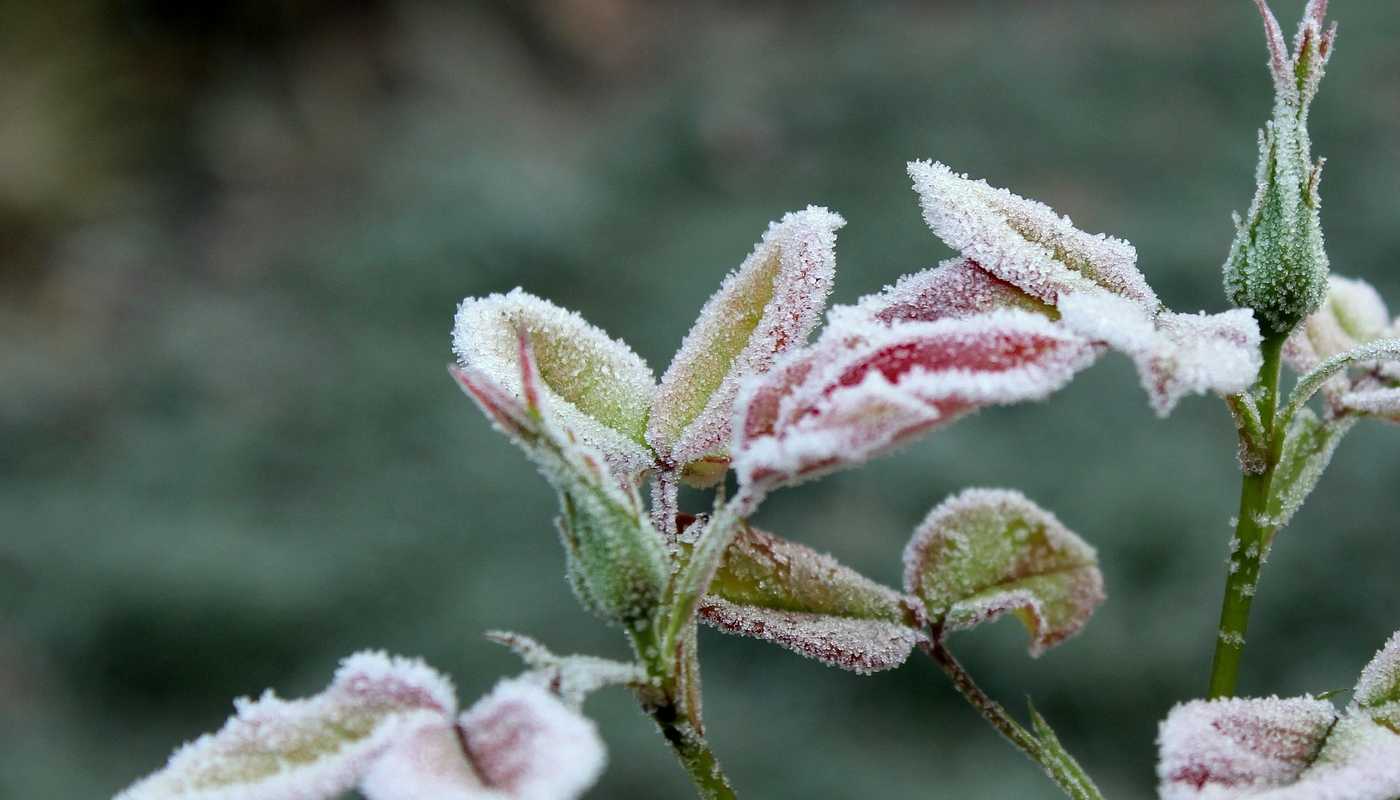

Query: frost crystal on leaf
<box><xmin>732</xmin><ymin>310</ymin><xmax>1099</xmax><ymax>488</ymax></box>
<box><xmin>116</xmin><ymin>651</ymin><xmax>463</xmax><ymax>800</ymax></box>
<box><xmin>648</xmin><ymin>207</ymin><xmax>844</xmax><ymax>481</ymax></box>
<box><xmin>456</xmin><ymin>679</ymin><xmax>607</xmax><ymax>800</ymax></box>
<box><xmin>1059</xmin><ymin>291</ymin><xmax>1263</xmax><ymax>416</ymax></box>
<box><xmin>1156</xmin><ymin>696</ymin><xmax>1336</xmax><ymax>799</ymax></box>
<box><xmin>902</xmin><ymin>488</ymin><xmax>1104</xmax><ymax>656</ymax></box>
<box><xmin>908</xmin><ymin>160</ymin><xmax>1157</xmax><ymax>311</ymax></box>
<box><xmin>454</xmin><ymin>288</ymin><xmax>657</xmax><ymax>478</ymax></box>
<box><xmin>696</xmin><ymin>522</ymin><xmax>919</xmax><ymax>674</ymax></box>
<box><xmin>1285</xmin><ymin>276</ymin><xmax>1392</xmax><ymax>375</ymax></box>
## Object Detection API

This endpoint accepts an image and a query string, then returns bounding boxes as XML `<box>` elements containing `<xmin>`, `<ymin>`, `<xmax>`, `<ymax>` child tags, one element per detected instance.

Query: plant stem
<box><xmin>1208</xmin><ymin>333</ymin><xmax>1286</xmax><ymax>698</ymax></box>
<box><xmin>921</xmin><ymin>638</ymin><xmax>1105</xmax><ymax>800</ymax></box>
<box><xmin>631</xmin><ymin>627</ymin><xmax>737</xmax><ymax>799</ymax></box>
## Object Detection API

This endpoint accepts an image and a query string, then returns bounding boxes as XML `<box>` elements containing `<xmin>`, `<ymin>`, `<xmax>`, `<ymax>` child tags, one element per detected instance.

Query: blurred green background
<box><xmin>3</xmin><ymin>1</ymin><xmax>1398</xmax><ymax>797</ymax></box>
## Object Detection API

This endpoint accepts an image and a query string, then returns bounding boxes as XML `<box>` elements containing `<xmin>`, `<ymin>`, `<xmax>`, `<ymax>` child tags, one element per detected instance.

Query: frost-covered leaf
<box><xmin>359</xmin><ymin>722</ymin><xmax>489</xmax><ymax>800</ymax></box>
<box><xmin>1282</xmin><ymin>338</ymin><xmax>1400</xmax><ymax>425</ymax></box>
<box><xmin>732</xmin><ymin>310</ymin><xmax>1099</xmax><ymax>488</ymax></box>
<box><xmin>834</xmin><ymin>257</ymin><xmax>1055</xmax><ymax>327</ymax></box>
<box><xmin>1156</xmin><ymin>628</ymin><xmax>1400</xmax><ymax>800</ymax></box>
<box><xmin>117</xmin><ymin>651</ymin><xmax>463</xmax><ymax>800</ymax></box>
<box><xmin>648</xmin><ymin>207</ymin><xmax>843</xmax><ymax>479</ymax></box>
<box><xmin>1355</xmin><ymin>631</ymin><xmax>1400</xmax><ymax>731</ymax></box>
<box><xmin>454</xmin><ymin>679</ymin><xmax>607</xmax><ymax>800</ymax></box>
<box><xmin>1264</xmin><ymin>408</ymin><xmax>1354</xmax><ymax>535</ymax></box>
<box><xmin>902</xmin><ymin>489</ymin><xmax>1104</xmax><ymax>656</ymax></box>
<box><xmin>485</xmin><ymin>631</ymin><xmax>646</xmax><ymax>709</ymax></box>
<box><xmin>1285</xmin><ymin>276</ymin><xmax>1392</xmax><ymax>375</ymax></box>
<box><xmin>1156</xmin><ymin>696</ymin><xmax>1337</xmax><ymax>799</ymax></box>
<box><xmin>1059</xmin><ymin>291</ymin><xmax>1263</xmax><ymax>416</ymax></box>
<box><xmin>455</xmin><ymin>332</ymin><xmax>668</xmax><ymax>628</ymax></box>
<box><xmin>454</xmin><ymin>288</ymin><xmax>657</xmax><ymax>477</ymax></box>
<box><xmin>695</xmin><ymin>521</ymin><xmax>919</xmax><ymax>674</ymax></box>
<box><xmin>1221</xmin><ymin>0</ymin><xmax>1334</xmax><ymax>335</ymax></box>
<box><xmin>908</xmin><ymin>160</ymin><xmax>1157</xmax><ymax>311</ymax></box>
<box><xmin>698</xmin><ymin>599</ymin><xmax>919</xmax><ymax>675</ymax></box>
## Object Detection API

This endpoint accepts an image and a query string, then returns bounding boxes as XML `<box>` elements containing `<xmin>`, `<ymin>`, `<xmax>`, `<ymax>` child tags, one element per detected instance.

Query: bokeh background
<box><xmin>3</xmin><ymin>1</ymin><xmax>1399</xmax><ymax>797</ymax></box>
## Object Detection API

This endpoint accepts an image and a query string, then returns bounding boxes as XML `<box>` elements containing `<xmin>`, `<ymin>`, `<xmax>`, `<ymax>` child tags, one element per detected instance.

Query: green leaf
<box><xmin>903</xmin><ymin>489</ymin><xmax>1104</xmax><ymax>656</ymax></box>
<box><xmin>1355</xmin><ymin>631</ymin><xmax>1400</xmax><ymax>732</ymax></box>
<box><xmin>647</xmin><ymin>207</ymin><xmax>843</xmax><ymax>481</ymax></box>
<box><xmin>454</xmin><ymin>288</ymin><xmax>657</xmax><ymax>477</ymax></box>
<box><xmin>1264</xmin><ymin>407</ymin><xmax>1355</xmax><ymax>537</ymax></box>
<box><xmin>116</xmin><ymin>652</ymin><xmax>463</xmax><ymax>800</ymax></box>
<box><xmin>695</xmin><ymin>521</ymin><xmax>920</xmax><ymax>674</ymax></box>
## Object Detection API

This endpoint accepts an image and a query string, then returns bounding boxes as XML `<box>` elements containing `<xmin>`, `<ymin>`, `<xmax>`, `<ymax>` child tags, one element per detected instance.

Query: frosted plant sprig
<box><xmin>122</xmin><ymin>3</ymin><xmax>1400</xmax><ymax>799</ymax></box>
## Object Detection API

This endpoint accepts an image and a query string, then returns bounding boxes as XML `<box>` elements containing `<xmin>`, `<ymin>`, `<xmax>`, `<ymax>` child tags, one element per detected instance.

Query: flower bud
<box><xmin>1222</xmin><ymin>0</ymin><xmax>1336</xmax><ymax>335</ymax></box>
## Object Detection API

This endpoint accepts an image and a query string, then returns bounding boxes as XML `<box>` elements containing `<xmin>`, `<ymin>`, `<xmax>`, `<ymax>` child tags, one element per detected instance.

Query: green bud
<box><xmin>1223</xmin><ymin>1</ymin><xmax>1336</xmax><ymax>336</ymax></box>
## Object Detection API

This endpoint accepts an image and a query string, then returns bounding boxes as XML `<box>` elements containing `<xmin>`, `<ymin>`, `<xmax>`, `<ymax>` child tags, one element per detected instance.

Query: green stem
<box><xmin>1208</xmin><ymin>333</ymin><xmax>1286</xmax><ymax>698</ymax></box>
<box><xmin>631</xmin><ymin>627</ymin><xmax>737</xmax><ymax>800</ymax></box>
<box><xmin>921</xmin><ymin>638</ymin><xmax>1105</xmax><ymax>800</ymax></box>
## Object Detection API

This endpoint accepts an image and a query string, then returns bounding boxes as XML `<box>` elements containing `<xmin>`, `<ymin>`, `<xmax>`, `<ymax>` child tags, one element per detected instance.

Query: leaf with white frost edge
<box><xmin>648</xmin><ymin>207</ymin><xmax>843</xmax><ymax>483</ymax></box>
<box><xmin>1156</xmin><ymin>696</ymin><xmax>1337</xmax><ymax>799</ymax></box>
<box><xmin>908</xmin><ymin>160</ymin><xmax>1158</xmax><ymax>311</ymax></box>
<box><xmin>732</xmin><ymin>309</ymin><xmax>1100</xmax><ymax>489</ymax></box>
<box><xmin>453</xmin><ymin>288</ymin><xmax>657</xmax><ymax>479</ymax></box>
<box><xmin>833</xmin><ymin>257</ymin><xmax>1056</xmax><ymax>328</ymax></box>
<box><xmin>1058</xmin><ymin>291</ymin><xmax>1263</xmax><ymax>416</ymax></box>
<box><xmin>696</xmin><ymin>521</ymin><xmax>920</xmax><ymax>674</ymax></box>
<box><xmin>117</xmin><ymin>651</ymin><xmax>464</xmax><ymax>800</ymax></box>
<box><xmin>1155</xmin><ymin>627</ymin><xmax>1400</xmax><ymax>800</ymax></box>
<box><xmin>1284</xmin><ymin>276</ymin><xmax>1392</xmax><ymax>376</ymax></box>
<box><xmin>902</xmin><ymin>489</ymin><xmax>1104</xmax><ymax>656</ymax></box>
<box><xmin>451</xmin><ymin>679</ymin><xmax>607</xmax><ymax>800</ymax></box>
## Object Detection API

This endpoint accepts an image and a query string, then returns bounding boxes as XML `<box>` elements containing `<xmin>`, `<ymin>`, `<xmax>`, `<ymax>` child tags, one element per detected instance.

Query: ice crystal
<box><xmin>456</xmin><ymin>679</ymin><xmax>606</xmax><ymax>800</ymax></box>
<box><xmin>1156</xmin><ymin>696</ymin><xmax>1336</xmax><ymax>799</ymax></box>
<box><xmin>696</xmin><ymin>523</ymin><xmax>918</xmax><ymax>673</ymax></box>
<box><xmin>1221</xmin><ymin>0</ymin><xmax>1334</xmax><ymax>335</ymax></box>
<box><xmin>698</xmin><ymin>597</ymin><xmax>919</xmax><ymax>675</ymax></box>
<box><xmin>648</xmin><ymin>207</ymin><xmax>843</xmax><ymax>481</ymax></box>
<box><xmin>454</xmin><ymin>288</ymin><xmax>657</xmax><ymax>478</ymax></box>
<box><xmin>908</xmin><ymin>160</ymin><xmax>1157</xmax><ymax>311</ymax></box>
<box><xmin>902</xmin><ymin>488</ymin><xmax>1104</xmax><ymax>656</ymax></box>
<box><xmin>1059</xmin><ymin>291</ymin><xmax>1263</xmax><ymax>416</ymax></box>
<box><xmin>732</xmin><ymin>310</ymin><xmax>1098</xmax><ymax>488</ymax></box>
<box><xmin>1339</xmin><ymin>387</ymin><xmax>1400</xmax><ymax>419</ymax></box>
